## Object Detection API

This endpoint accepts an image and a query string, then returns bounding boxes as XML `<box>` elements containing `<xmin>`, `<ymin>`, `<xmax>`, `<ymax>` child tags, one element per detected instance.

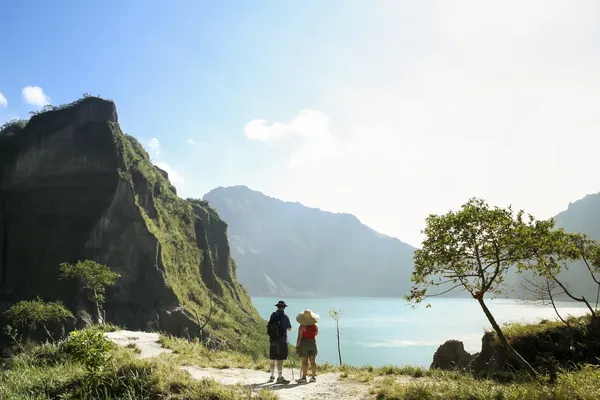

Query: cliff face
<box><xmin>203</xmin><ymin>185</ymin><xmax>416</xmax><ymax>297</ymax></box>
<box><xmin>0</xmin><ymin>97</ymin><xmax>260</xmax><ymax>344</ymax></box>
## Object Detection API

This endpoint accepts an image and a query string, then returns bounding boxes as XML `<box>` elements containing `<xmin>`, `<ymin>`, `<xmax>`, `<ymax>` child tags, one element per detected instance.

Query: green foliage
<box><xmin>60</xmin><ymin>260</ymin><xmax>120</xmax><ymax>305</ymax></box>
<box><xmin>373</xmin><ymin>365</ymin><xmax>600</xmax><ymax>400</ymax></box>
<box><xmin>407</xmin><ymin>198</ymin><xmax>553</xmax><ymax>304</ymax></box>
<box><xmin>0</xmin><ymin>329</ymin><xmax>278</xmax><ymax>399</ymax></box>
<box><xmin>5</xmin><ymin>298</ymin><xmax>72</xmax><ymax>329</ymax></box>
<box><xmin>60</xmin><ymin>260</ymin><xmax>120</xmax><ymax>324</ymax></box>
<box><xmin>4</xmin><ymin>298</ymin><xmax>73</xmax><ymax>342</ymax></box>
<box><xmin>63</xmin><ymin>328</ymin><xmax>115</xmax><ymax>386</ymax></box>
<box><xmin>0</xmin><ymin>118</ymin><xmax>27</xmax><ymax>136</ymax></box>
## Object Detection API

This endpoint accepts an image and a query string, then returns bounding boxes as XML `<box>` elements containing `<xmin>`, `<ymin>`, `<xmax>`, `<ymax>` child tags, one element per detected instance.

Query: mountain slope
<box><xmin>203</xmin><ymin>186</ymin><xmax>415</xmax><ymax>297</ymax></box>
<box><xmin>0</xmin><ymin>97</ymin><xmax>263</xmax><ymax>350</ymax></box>
<box><xmin>551</xmin><ymin>192</ymin><xmax>600</xmax><ymax>300</ymax></box>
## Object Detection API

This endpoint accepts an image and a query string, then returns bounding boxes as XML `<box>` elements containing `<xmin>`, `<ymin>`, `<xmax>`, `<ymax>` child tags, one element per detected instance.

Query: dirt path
<box><xmin>105</xmin><ymin>330</ymin><xmax>370</xmax><ymax>399</ymax></box>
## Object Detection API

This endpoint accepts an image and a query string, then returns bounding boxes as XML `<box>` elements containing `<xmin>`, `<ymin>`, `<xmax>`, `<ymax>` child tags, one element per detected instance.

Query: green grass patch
<box><xmin>0</xmin><ymin>330</ymin><xmax>279</xmax><ymax>400</ymax></box>
<box><xmin>373</xmin><ymin>365</ymin><xmax>600</xmax><ymax>400</ymax></box>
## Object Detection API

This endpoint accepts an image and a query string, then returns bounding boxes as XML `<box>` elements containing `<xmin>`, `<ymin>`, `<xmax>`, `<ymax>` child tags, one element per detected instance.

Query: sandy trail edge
<box><xmin>105</xmin><ymin>330</ymin><xmax>370</xmax><ymax>400</ymax></box>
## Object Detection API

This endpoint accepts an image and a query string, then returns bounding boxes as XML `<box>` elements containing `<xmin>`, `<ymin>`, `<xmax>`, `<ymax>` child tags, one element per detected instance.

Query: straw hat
<box><xmin>296</xmin><ymin>309</ymin><xmax>320</xmax><ymax>326</ymax></box>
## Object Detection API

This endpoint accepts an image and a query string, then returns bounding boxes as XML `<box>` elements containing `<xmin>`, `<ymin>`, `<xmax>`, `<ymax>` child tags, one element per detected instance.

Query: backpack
<box><xmin>266</xmin><ymin>313</ymin><xmax>282</xmax><ymax>340</ymax></box>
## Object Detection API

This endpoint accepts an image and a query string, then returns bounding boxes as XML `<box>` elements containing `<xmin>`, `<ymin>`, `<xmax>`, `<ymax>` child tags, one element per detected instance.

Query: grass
<box><xmin>502</xmin><ymin>314</ymin><xmax>592</xmax><ymax>340</ymax></box>
<box><xmin>0</xmin><ymin>332</ymin><xmax>278</xmax><ymax>400</ymax></box>
<box><xmin>372</xmin><ymin>365</ymin><xmax>600</xmax><ymax>400</ymax></box>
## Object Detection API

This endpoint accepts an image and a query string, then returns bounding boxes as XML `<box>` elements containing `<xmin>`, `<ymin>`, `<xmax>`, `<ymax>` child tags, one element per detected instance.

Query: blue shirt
<box><xmin>270</xmin><ymin>310</ymin><xmax>292</xmax><ymax>340</ymax></box>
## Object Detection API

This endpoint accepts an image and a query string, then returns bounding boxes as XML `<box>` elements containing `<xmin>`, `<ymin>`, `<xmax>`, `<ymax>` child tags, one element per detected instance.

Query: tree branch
<box><xmin>423</xmin><ymin>284</ymin><xmax>463</xmax><ymax>298</ymax></box>
<box><xmin>550</xmin><ymin>273</ymin><xmax>596</xmax><ymax>317</ymax></box>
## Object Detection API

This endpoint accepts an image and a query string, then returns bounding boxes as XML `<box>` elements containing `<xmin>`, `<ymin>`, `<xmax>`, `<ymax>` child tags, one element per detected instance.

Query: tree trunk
<box><xmin>336</xmin><ymin>322</ymin><xmax>342</xmax><ymax>366</ymax></box>
<box><xmin>93</xmin><ymin>289</ymin><xmax>103</xmax><ymax>325</ymax></box>
<box><xmin>476</xmin><ymin>297</ymin><xmax>537</xmax><ymax>375</ymax></box>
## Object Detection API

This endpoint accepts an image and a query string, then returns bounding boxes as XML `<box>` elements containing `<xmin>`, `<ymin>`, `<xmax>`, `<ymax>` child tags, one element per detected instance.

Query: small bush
<box><xmin>4</xmin><ymin>298</ymin><xmax>73</xmax><ymax>342</ymax></box>
<box><xmin>63</xmin><ymin>328</ymin><xmax>115</xmax><ymax>386</ymax></box>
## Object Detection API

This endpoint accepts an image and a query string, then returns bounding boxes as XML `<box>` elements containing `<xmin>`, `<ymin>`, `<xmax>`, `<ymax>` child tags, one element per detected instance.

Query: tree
<box><xmin>329</xmin><ymin>309</ymin><xmax>343</xmax><ymax>366</ymax></box>
<box><xmin>524</xmin><ymin>231</ymin><xmax>600</xmax><ymax>319</ymax></box>
<box><xmin>4</xmin><ymin>298</ymin><xmax>73</xmax><ymax>342</ymax></box>
<box><xmin>406</xmin><ymin>198</ymin><xmax>547</xmax><ymax>375</ymax></box>
<box><xmin>60</xmin><ymin>260</ymin><xmax>120</xmax><ymax>324</ymax></box>
<box><xmin>519</xmin><ymin>276</ymin><xmax>570</xmax><ymax>326</ymax></box>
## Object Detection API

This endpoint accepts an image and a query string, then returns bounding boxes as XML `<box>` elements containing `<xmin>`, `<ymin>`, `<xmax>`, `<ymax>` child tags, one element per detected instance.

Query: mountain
<box><xmin>551</xmin><ymin>192</ymin><xmax>600</xmax><ymax>300</ymax></box>
<box><xmin>0</xmin><ymin>97</ymin><xmax>262</xmax><ymax>346</ymax></box>
<box><xmin>202</xmin><ymin>186</ymin><xmax>416</xmax><ymax>297</ymax></box>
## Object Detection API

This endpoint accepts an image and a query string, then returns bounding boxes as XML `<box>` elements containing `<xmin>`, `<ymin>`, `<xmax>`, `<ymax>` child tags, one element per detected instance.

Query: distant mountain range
<box><xmin>203</xmin><ymin>186</ymin><xmax>415</xmax><ymax>297</ymax></box>
<box><xmin>203</xmin><ymin>186</ymin><xmax>600</xmax><ymax>300</ymax></box>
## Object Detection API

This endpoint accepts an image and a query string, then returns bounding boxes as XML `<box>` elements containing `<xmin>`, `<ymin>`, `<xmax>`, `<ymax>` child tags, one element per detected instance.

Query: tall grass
<box><xmin>0</xmin><ymin>334</ymin><xmax>277</xmax><ymax>400</ymax></box>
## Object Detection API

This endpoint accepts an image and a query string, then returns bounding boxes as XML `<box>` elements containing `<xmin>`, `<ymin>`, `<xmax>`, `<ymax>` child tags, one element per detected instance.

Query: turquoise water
<box><xmin>252</xmin><ymin>297</ymin><xmax>589</xmax><ymax>367</ymax></box>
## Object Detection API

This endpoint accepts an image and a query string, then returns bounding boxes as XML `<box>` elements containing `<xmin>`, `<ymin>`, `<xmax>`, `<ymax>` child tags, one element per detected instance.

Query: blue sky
<box><xmin>2</xmin><ymin>1</ymin><xmax>600</xmax><ymax>246</ymax></box>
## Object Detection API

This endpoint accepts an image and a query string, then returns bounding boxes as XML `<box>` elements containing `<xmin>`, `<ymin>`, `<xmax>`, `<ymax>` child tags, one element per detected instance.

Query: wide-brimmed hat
<box><xmin>296</xmin><ymin>309</ymin><xmax>320</xmax><ymax>326</ymax></box>
<box><xmin>274</xmin><ymin>300</ymin><xmax>288</xmax><ymax>308</ymax></box>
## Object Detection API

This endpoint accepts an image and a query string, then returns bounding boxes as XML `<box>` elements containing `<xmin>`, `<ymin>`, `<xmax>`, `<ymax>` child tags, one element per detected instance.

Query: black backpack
<box><xmin>266</xmin><ymin>313</ymin><xmax>282</xmax><ymax>340</ymax></box>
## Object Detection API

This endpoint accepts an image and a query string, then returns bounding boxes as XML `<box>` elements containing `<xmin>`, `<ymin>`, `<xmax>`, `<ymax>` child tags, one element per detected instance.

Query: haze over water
<box><xmin>252</xmin><ymin>297</ymin><xmax>590</xmax><ymax>367</ymax></box>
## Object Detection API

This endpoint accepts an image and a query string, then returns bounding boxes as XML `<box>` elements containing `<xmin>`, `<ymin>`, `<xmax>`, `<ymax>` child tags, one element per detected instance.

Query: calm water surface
<box><xmin>252</xmin><ymin>297</ymin><xmax>589</xmax><ymax>367</ymax></box>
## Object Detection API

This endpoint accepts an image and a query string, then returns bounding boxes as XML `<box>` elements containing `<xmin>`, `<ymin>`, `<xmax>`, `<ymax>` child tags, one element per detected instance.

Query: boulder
<box><xmin>430</xmin><ymin>339</ymin><xmax>472</xmax><ymax>370</ymax></box>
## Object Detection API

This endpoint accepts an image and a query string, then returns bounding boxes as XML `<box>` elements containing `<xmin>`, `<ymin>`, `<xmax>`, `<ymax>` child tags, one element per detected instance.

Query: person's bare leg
<box><xmin>301</xmin><ymin>357</ymin><xmax>309</xmax><ymax>378</ymax></box>
<box><xmin>309</xmin><ymin>356</ymin><xmax>317</xmax><ymax>378</ymax></box>
<box><xmin>277</xmin><ymin>360</ymin><xmax>284</xmax><ymax>377</ymax></box>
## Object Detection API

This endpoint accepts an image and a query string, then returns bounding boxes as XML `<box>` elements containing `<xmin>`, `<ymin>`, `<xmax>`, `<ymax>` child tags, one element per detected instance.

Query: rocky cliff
<box><xmin>0</xmin><ymin>97</ymin><xmax>262</xmax><ymax>347</ymax></box>
<box><xmin>203</xmin><ymin>185</ymin><xmax>416</xmax><ymax>297</ymax></box>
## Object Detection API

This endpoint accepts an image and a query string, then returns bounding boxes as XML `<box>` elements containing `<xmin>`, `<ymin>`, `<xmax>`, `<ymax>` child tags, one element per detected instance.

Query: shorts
<box><xmin>298</xmin><ymin>339</ymin><xmax>318</xmax><ymax>358</ymax></box>
<box><xmin>269</xmin><ymin>339</ymin><xmax>289</xmax><ymax>360</ymax></box>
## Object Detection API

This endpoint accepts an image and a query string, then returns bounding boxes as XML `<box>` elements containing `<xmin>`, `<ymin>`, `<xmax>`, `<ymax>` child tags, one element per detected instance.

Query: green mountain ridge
<box><xmin>0</xmin><ymin>97</ymin><xmax>263</xmax><ymax>351</ymax></box>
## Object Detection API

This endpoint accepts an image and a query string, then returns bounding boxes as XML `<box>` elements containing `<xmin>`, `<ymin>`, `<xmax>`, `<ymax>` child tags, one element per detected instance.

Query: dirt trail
<box><xmin>105</xmin><ymin>330</ymin><xmax>370</xmax><ymax>399</ymax></box>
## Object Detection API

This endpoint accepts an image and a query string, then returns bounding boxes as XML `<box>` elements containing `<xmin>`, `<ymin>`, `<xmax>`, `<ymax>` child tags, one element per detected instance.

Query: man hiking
<box><xmin>267</xmin><ymin>300</ymin><xmax>292</xmax><ymax>384</ymax></box>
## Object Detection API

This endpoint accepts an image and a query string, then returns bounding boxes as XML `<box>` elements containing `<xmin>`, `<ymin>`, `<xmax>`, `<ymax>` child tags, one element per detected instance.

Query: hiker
<box><xmin>295</xmin><ymin>309</ymin><xmax>319</xmax><ymax>383</ymax></box>
<box><xmin>267</xmin><ymin>300</ymin><xmax>292</xmax><ymax>384</ymax></box>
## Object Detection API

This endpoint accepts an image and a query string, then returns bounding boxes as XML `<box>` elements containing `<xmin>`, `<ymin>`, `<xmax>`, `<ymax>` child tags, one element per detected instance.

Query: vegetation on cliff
<box><xmin>0</xmin><ymin>96</ymin><xmax>266</xmax><ymax>358</ymax></box>
<box><xmin>112</xmin><ymin>128</ymin><xmax>266</xmax><ymax>355</ymax></box>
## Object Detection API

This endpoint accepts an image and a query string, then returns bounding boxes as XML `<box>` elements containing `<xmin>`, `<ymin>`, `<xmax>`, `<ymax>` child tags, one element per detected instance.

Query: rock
<box><xmin>469</xmin><ymin>331</ymin><xmax>507</xmax><ymax>373</ymax></box>
<box><xmin>0</xmin><ymin>96</ymin><xmax>260</xmax><ymax>341</ymax></box>
<box><xmin>430</xmin><ymin>340</ymin><xmax>472</xmax><ymax>370</ymax></box>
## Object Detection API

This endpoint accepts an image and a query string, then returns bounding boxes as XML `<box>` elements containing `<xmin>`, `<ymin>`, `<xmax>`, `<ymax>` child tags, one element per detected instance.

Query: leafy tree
<box><xmin>60</xmin><ymin>260</ymin><xmax>120</xmax><ymax>324</ymax></box>
<box><xmin>4</xmin><ymin>298</ymin><xmax>73</xmax><ymax>342</ymax></box>
<box><xmin>406</xmin><ymin>198</ymin><xmax>548</xmax><ymax>374</ymax></box>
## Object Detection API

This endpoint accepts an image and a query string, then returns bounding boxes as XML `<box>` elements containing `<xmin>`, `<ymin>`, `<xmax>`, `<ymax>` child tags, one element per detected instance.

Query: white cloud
<box><xmin>22</xmin><ymin>86</ymin><xmax>51</xmax><ymax>107</ymax></box>
<box><xmin>245</xmin><ymin>1</ymin><xmax>600</xmax><ymax>247</ymax></box>
<box><xmin>245</xmin><ymin>109</ymin><xmax>340</xmax><ymax>168</ymax></box>
<box><xmin>187</xmin><ymin>138</ymin><xmax>199</xmax><ymax>146</ymax></box>
<box><xmin>0</xmin><ymin>92</ymin><xmax>7</xmax><ymax>107</ymax></box>
<box><xmin>155</xmin><ymin>162</ymin><xmax>185</xmax><ymax>188</ymax></box>
<box><xmin>147</xmin><ymin>138</ymin><xmax>160</xmax><ymax>154</ymax></box>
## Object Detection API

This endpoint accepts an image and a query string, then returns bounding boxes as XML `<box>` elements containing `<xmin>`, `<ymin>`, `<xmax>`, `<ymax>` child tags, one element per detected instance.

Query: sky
<box><xmin>1</xmin><ymin>1</ymin><xmax>600</xmax><ymax>247</ymax></box>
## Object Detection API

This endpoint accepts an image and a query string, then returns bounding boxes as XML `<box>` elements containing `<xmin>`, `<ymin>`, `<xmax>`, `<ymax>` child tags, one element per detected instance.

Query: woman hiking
<box><xmin>295</xmin><ymin>309</ymin><xmax>319</xmax><ymax>383</ymax></box>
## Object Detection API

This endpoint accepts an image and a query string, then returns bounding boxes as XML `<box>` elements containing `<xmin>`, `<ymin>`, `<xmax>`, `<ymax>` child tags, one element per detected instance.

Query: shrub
<box><xmin>4</xmin><ymin>298</ymin><xmax>73</xmax><ymax>342</ymax></box>
<box><xmin>63</xmin><ymin>328</ymin><xmax>115</xmax><ymax>386</ymax></box>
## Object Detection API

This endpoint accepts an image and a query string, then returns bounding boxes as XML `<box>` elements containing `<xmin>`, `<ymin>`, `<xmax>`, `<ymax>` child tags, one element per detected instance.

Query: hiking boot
<box><xmin>276</xmin><ymin>377</ymin><xmax>290</xmax><ymax>384</ymax></box>
<box><xmin>268</xmin><ymin>376</ymin><xmax>275</xmax><ymax>383</ymax></box>
<box><xmin>296</xmin><ymin>377</ymin><xmax>307</xmax><ymax>384</ymax></box>
<box><xmin>309</xmin><ymin>376</ymin><xmax>316</xmax><ymax>383</ymax></box>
